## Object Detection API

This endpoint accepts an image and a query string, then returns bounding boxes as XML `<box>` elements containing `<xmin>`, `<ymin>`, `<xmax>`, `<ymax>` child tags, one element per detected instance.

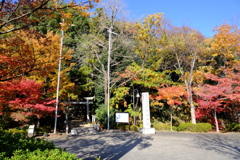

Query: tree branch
<box><xmin>0</xmin><ymin>0</ymin><xmax>50</xmax><ymax>33</ymax></box>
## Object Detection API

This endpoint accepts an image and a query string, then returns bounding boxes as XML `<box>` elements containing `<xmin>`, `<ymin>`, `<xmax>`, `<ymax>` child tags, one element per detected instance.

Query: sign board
<box><xmin>115</xmin><ymin>112</ymin><xmax>129</xmax><ymax>123</ymax></box>
<box><xmin>28</xmin><ymin>125</ymin><xmax>35</xmax><ymax>137</ymax></box>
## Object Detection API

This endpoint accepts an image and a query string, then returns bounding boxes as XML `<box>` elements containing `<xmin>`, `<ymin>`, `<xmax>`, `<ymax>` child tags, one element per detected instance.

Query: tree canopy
<box><xmin>1</xmin><ymin>0</ymin><xmax>239</xmax><ymax>132</ymax></box>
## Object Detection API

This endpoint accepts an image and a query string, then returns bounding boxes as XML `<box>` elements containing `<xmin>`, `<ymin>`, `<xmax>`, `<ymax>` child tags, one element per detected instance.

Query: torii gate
<box><xmin>65</xmin><ymin>97</ymin><xmax>94</xmax><ymax>134</ymax></box>
<box><xmin>67</xmin><ymin>98</ymin><xmax>94</xmax><ymax>122</ymax></box>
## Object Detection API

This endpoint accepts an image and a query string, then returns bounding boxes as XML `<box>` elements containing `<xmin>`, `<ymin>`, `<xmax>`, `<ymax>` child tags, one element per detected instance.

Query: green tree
<box><xmin>75</xmin><ymin>3</ymin><xmax>135</xmax><ymax>105</ymax></box>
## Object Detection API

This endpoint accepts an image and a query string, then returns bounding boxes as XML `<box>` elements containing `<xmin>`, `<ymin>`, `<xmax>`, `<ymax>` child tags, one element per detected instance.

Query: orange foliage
<box><xmin>0</xmin><ymin>29</ymin><xmax>72</xmax><ymax>82</ymax></box>
<box><xmin>151</xmin><ymin>85</ymin><xmax>187</xmax><ymax>106</ymax></box>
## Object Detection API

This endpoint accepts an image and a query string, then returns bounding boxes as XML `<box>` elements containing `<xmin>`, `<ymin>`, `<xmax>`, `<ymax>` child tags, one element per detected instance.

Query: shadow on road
<box><xmin>52</xmin><ymin>131</ymin><xmax>153</xmax><ymax>160</ymax></box>
<box><xmin>194</xmin><ymin>133</ymin><xmax>240</xmax><ymax>160</ymax></box>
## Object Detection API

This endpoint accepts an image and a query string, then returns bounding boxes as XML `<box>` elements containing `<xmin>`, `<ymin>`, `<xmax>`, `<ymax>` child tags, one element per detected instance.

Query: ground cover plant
<box><xmin>0</xmin><ymin>130</ymin><xmax>79</xmax><ymax>160</ymax></box>
<box><xmin>177</xmin><ymin>123</ymin><xmax>212</xmax><ymax>132</ymax></box>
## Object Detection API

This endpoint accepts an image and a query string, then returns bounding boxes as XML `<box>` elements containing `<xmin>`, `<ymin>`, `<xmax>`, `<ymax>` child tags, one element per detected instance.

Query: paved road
<box><xmin>46</xmin><ymin>129</ymin><xmax>240</xmax><ymax>160</ymax></box>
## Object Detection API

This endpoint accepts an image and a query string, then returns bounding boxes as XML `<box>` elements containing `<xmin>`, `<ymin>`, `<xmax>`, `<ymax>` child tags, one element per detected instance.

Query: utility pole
<box><xmin>54</xmin><ymin>20</ymin><xmax>64</xmax><ymax>134</ymax></box>
<box><xmin>106</xmin><ymin>2</ymin><xmax>118</xmax><ymax>130</ymax></box>
<box><xmin>107</xmin><ymin>24</ymin><xmax>113</xmax><ymax>130</ymax></box>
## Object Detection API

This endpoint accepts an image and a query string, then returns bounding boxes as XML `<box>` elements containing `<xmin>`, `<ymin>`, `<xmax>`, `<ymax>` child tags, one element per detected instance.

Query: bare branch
<box><xmin>0</xmin><ymin>0</ymin><xmax>5</xmax><ymax>11</ymax></box>
<box><xmin>0</xmin><ymin>0</ymin><xmax>51</xmax><ymax>34</ymax></box>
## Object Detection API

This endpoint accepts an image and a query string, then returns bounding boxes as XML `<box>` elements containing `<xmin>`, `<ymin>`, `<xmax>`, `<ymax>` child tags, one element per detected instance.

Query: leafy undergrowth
<box><xmin>177</xmin><ymin>123</ymin><xmax>212</xmax><ymax>132</ymax></box>
<box><xmin>225</xmin><ymin>123</ymin><xmax>240</xmax><ymax>132</ymax></box>
<box><xmin>0</xmin><ymin>130</ymin><xmax>80</xmax><ymax>160</ymax></box>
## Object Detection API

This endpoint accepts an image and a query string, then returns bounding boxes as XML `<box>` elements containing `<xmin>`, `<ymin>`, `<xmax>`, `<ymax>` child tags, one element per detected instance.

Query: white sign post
<box><xmin>28</xmin><ymin>125</ymin><xmax>35</xmax><ymax>137</ymax></box>
<box><xmin>142</xmin><ymin>92</ymin><xmax>155</xmax><ymax>134</ymax></box>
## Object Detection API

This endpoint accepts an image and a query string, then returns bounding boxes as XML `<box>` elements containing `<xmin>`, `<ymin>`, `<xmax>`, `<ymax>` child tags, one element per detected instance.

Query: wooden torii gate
<box><xmin>69</xmin><ymin>101</ymin><xmax>93</xmax><ymax>122</ymax></box>
<box><xmin>65</xmin><ymin>97</ymin><xmax>94</xmax><ymax>134</ymax></box>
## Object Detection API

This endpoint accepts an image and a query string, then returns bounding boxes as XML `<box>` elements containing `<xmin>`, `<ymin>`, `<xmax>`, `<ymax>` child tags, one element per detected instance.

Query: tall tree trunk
<box><xmin>214</xmin><ymin>106</ymin><xmax>219</xmax><ymax>132</ymax></box>
<box><xmin>176</xmin><ymin>50</ymin><xmax>197</xmax><ymax>125</ymax></box>
<box><xmin>185</xmin><ymin>82</ymin><xmax>196</xmax><ymax>124</ymax></box>
<box><xmin>189</xmin><ymin>94</ymin><xmax>196</xmax><ymax>124</ymax></box>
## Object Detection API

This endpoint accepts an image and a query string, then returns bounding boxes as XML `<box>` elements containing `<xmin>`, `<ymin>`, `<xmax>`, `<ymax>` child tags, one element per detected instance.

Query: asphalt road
<box><xmin>46</xmin><ymin>129</ymin><xmax>240</xmax><ymax>160</ymax></box>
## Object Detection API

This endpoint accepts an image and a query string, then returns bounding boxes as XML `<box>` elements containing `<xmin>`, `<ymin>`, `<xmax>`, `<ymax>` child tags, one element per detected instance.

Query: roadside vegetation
<box><xmin>0</xmin><ymin>129</ymin><xmax>79</xmax><ymax>160</ymax></box>
<box><xmin>1</xmin><ymin>1</ymin><xmax>239</xmax><ymax>159</ymax></box>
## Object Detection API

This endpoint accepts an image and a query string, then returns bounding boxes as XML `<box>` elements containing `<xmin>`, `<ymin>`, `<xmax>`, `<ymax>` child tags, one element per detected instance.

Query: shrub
<box><xmin>0</xmin><ymin>115</ymin><xmax>12</xmax><ymax>129</ymax></box>
<box><xmin>0</xmin><ymin>130</ymin><xmax>81</xmax><ymax>160</ymax></box>
<box><xmin>7</xmin><ymin>128</ymin><xmax>27</xmax><ymax>135</ymax></box>
<box><xmin>0</xmin><ymin>152</ymin><xmax>6</xmax><ymax>160</ymax></box>
<box><xmin>153</xmin><ymin>123</ymin><xmax>168</xmax><ymax>131</ymax></box>
<box><xmin>0</xmin><ymin>131</ymin><xmax>55</xmax><ymax>158</ymax></box>
<box><xmin>35</xmin><ymin>126</ymin><xmax>52</xmax><ymax>136</ymax></box>
<box><xmin>177</xmin><ymin>123</ymin><xmax>212</xmax><ymax>132</ymax></box>
<box><xmin>95</xmin><ymin>104</ymin><xmax>118</xmax><ymax>129</ymax></box>
<box><xmin>5</xmin><ymin>149</ymin><xmax>79</xmax><ymax>160</ymax></box>
<box><xmin>130</xmin><ymin>125</ymin><xmax>140</xmax><ymax>132</ymax></box>
<box><xmin>117</xmin><ymin>124</ymin><xmax>130</xmax><ymax>131</ymax></box>
<box><xmin>152</xmin><ymin>121</ymin><xmax>177</xmax><ymax>131</ymax></box>
<box><xmin>226</xmin><ymin>123</ymin><xmax>240</xmax><ymax>132</ymax></box>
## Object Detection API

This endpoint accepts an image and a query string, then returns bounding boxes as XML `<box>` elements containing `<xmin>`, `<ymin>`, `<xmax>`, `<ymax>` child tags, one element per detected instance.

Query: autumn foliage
<box><xmin>0</xmin><ymin>79</ymin><xmax>55</xmax><ymax>122</ymax></box>
<box><xmin>211</xmin><ymin>24</ymin><xmax>240</xmax><ymax>67</ymax></box>
<box><xmin>0</xmin><ymin>30</ymin><xmax>63</xmax><ymax>82</ymax></box>
<box><xmin>195</xmin><ymin>63</ymin><xmax>240</xmax><ymax>131</ymax></box>
<box><xmin>151</xmin><ymin>85</ymin><xmax>187</xmax><ymax>106</ymax></box>
<box><xmin>0</xmin><ymin>0</ymin><xmax>239</xmax><ymax>132</ymax></box>
<box><xmin>0</xmin><ymin>0</ymin><xmax>101</xmax><ymax>34</ymax></box>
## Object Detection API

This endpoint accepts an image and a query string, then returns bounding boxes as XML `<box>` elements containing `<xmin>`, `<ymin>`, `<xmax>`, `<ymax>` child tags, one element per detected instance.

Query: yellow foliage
<box><xmin>212</xmin><ymin>53</ymin><xmax>218</xmax><ymax>57</ymax></box>
<box><xmin>131</xmin><ymin>13</ymin><xmax>167</xmax><ymax>69</ymax></box>
<box><xmin>150</xmin><ymin>100</ymin><xmax>164</xmax><ymax>107</ymax></box>
<box><xmin>0</xmin><ymin>30</ymin><xmax>69</xmax><ymax>82</ymax></box>
<box><xmin>9</xmin><ymin>30</ymin><xmax>74</xmax><ymax>97</ymax></box>
<box><xmin>211</xmin><ymin>24</ymin><xmax>240</xmax><ymax>67</ymax></box>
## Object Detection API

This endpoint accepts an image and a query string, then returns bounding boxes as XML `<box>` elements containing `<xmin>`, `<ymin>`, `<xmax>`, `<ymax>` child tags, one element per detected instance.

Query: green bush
<box><xmin>152</xmin><ymin>121</ymin><xmax>177</xmax><ymax>131</ymax></box>
<box><xmin>117</xmin><ymin>124</ymin><xmax>130</xmax><ymax>131</ymax></box>
<box><xmin>177</xmin><ymin>123</ymin><xmax>212</xmax><ymax>132</ymax></box>
<box><xmin>0</xmin><ymin>130</ymin><xmax>82</xmax><ymax>160</ymax></box>
<box><xmin>117</xmin><ymin>125</ymin><xmax>140</xmax><ymax>132</ymax></box>
<box><xmin>130</xmin><ymin>125</ymin><xmax>140</xmax><ymax>132</ymax></box>
<box><xmin>226</xmin><ymin>123</ymin><xmax>240</xmax><ymax>132</ymax></box>
<box><xmin>35</xmin><ymin>126</ymin><xmax>52</xmax><ymax>136</ymax></box>
<box><xmin>0</xmin><ymin>152</ymin><xmax>6</xmax><ymax>160</ymax></box>
<box><xmin>7</xmin><ymin>128</ymin><xmax>27</xmax><ymax>135</ymax></box>
<box><xmin>0</xmin><ymin>131</ymin><xmax>55</xmax><ymax>158</ymax></box>
<box><xmin>153</xmin><ymin>123</ymin><xmax>168</xmax><ymax>130</ymax></box>
<box><xmin>5</xmin><ymin>149</ymin><xmax>79</xmax><ymax>160</ymax></box>
<box><xmin>0</xmin><ymin>115</ymin><xmax>12</xmax><ymax>129</ymax></box>
<box><xmin>95</xmin><ymin>104</ymin><xmax>118</xmax><ymax>129</ymax></box>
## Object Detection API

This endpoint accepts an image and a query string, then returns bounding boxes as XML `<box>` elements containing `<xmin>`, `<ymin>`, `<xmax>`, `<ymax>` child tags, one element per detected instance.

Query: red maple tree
<box><xmin>195</xmin><ymin>64</ymin><xmax>240</xmax><ymax>132</ymax></box>
<box><xmin>195</xmin><ymin>82</ymin><xmax>226</xmax><ymax>132</ymax></box>
<box><xmin>150</xmin><ymin>85</ymin><xmax>187</xmax><ymax>131</ymax></box>
<box><xmin>0</xmin><ymin>78</ymin><xmax>55</xmax><ymax>124</ymax></box>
